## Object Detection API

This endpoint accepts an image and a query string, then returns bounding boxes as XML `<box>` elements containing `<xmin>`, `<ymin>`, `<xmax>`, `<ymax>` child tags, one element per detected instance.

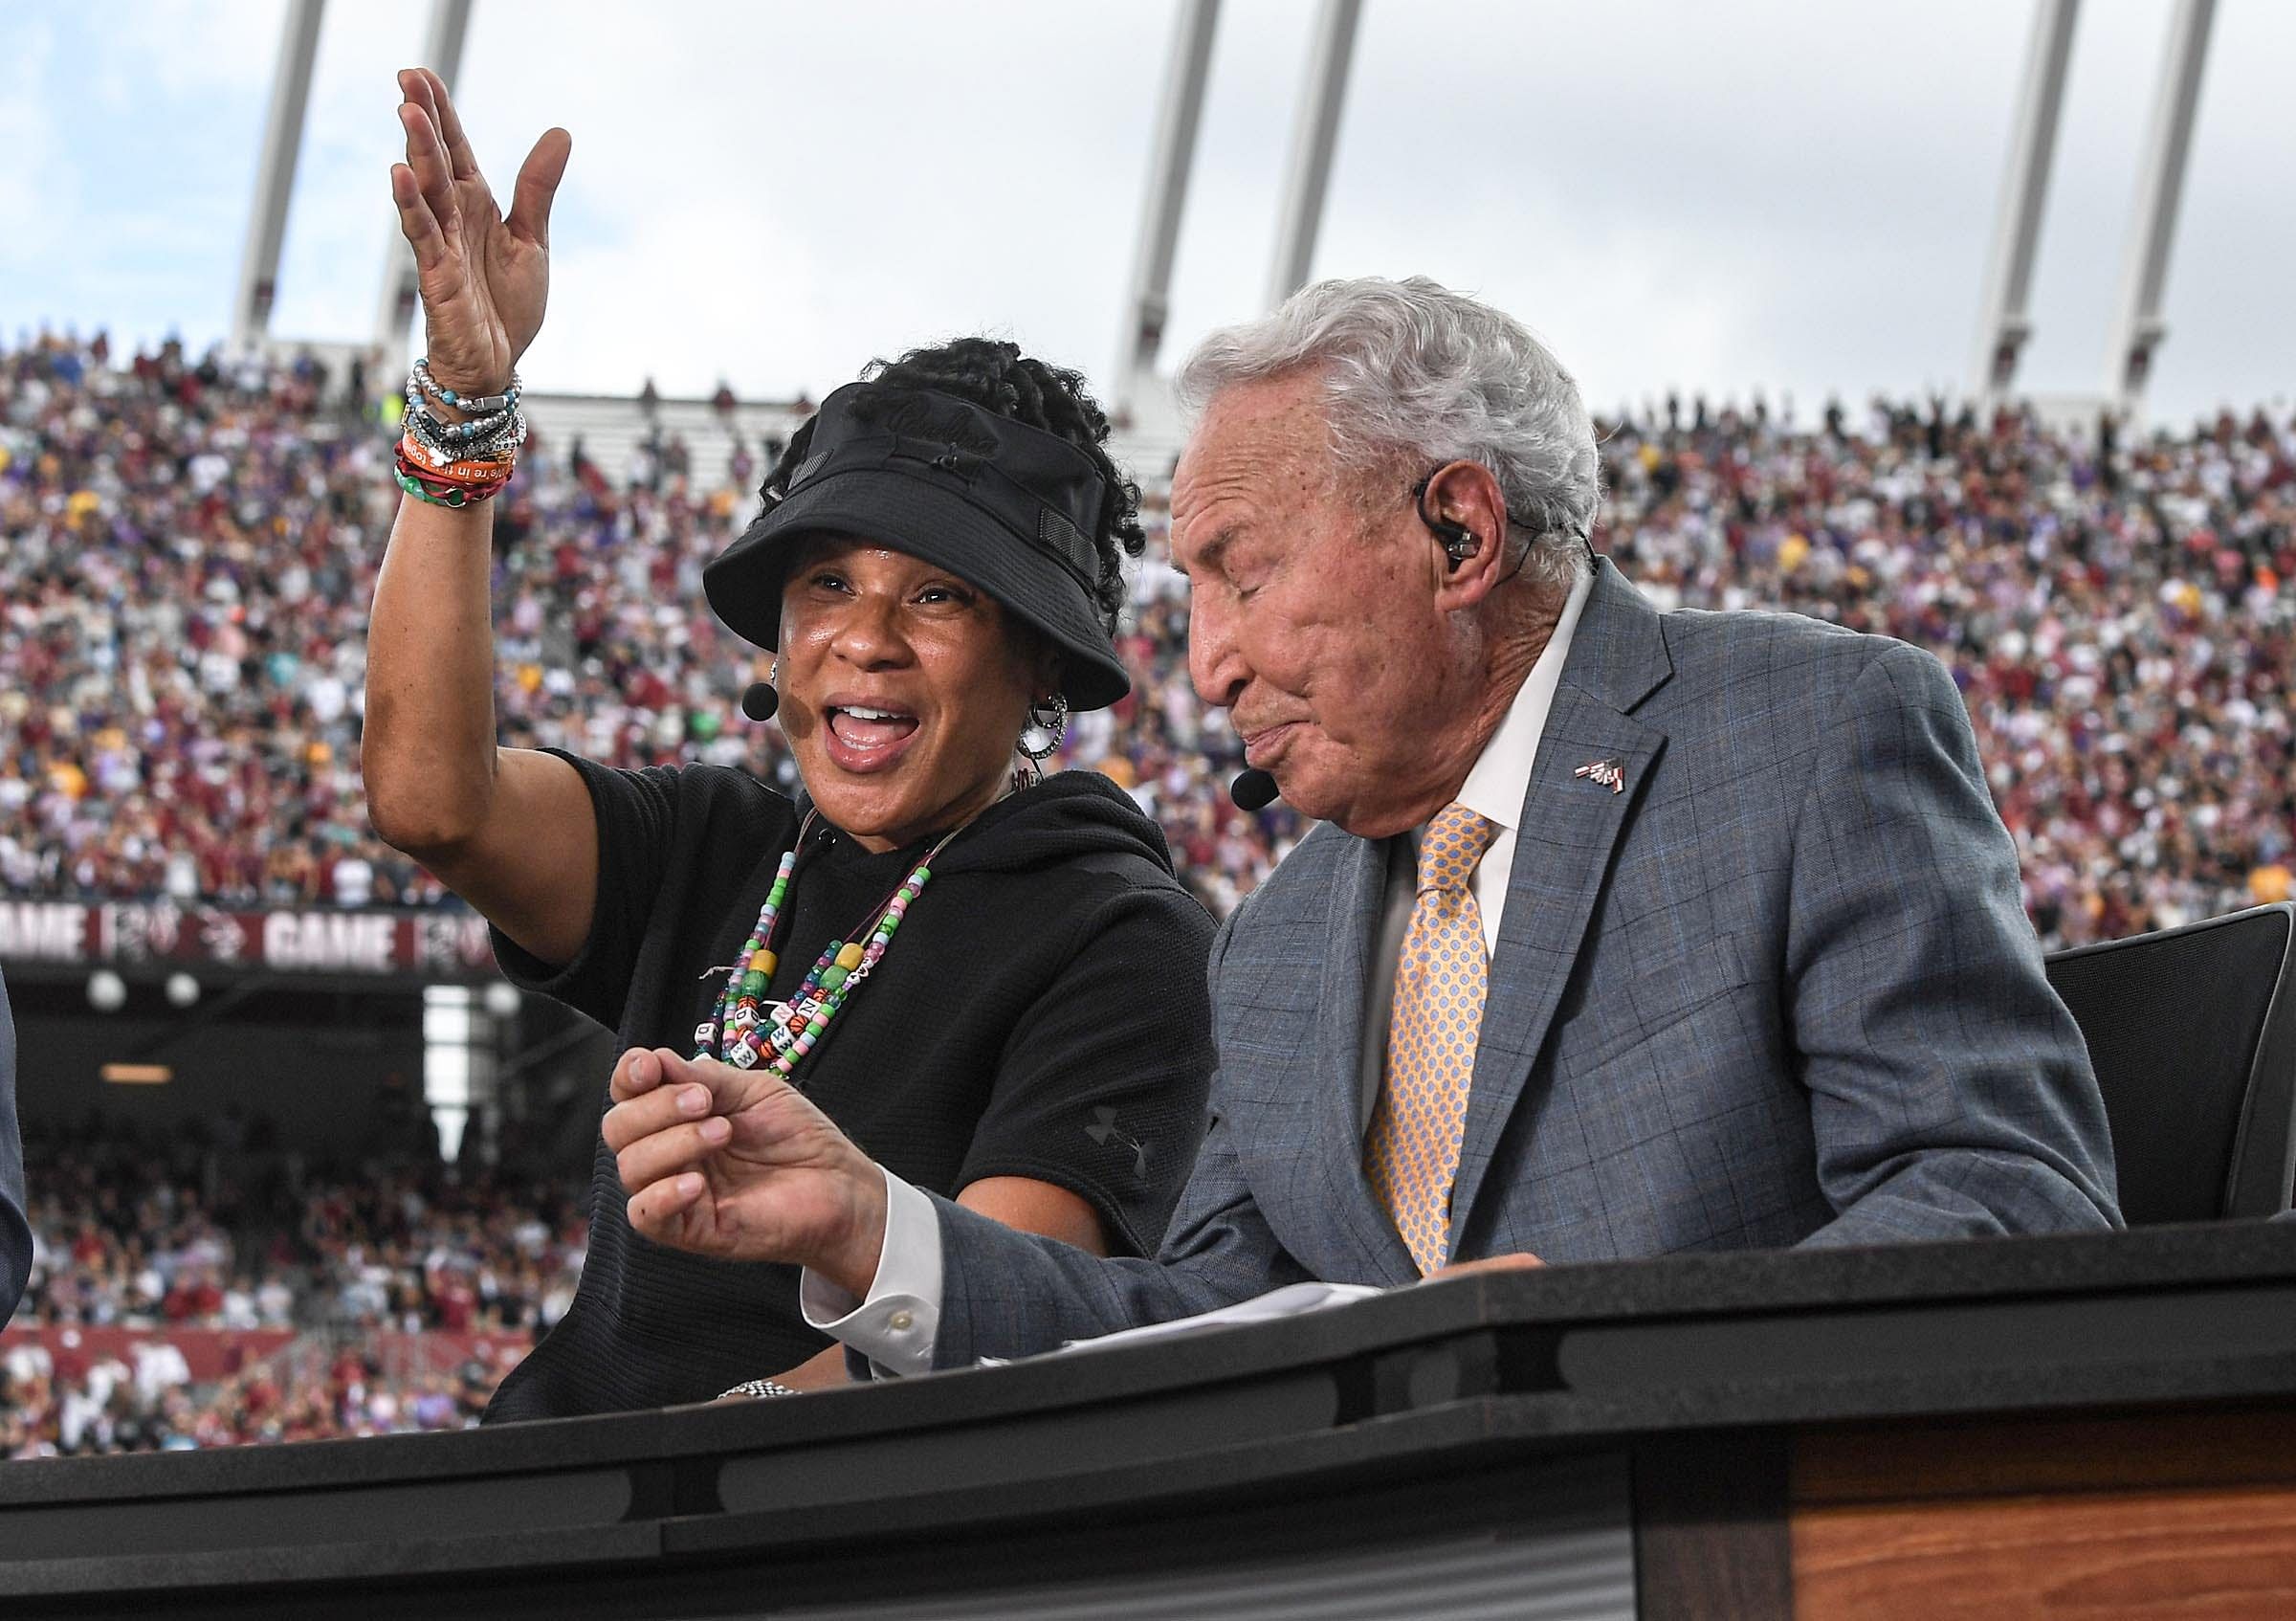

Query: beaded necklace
<box><xmin>693</xmin><ymin>811</ymin><xmax>968</xmax><ymax>1079</ymax></box>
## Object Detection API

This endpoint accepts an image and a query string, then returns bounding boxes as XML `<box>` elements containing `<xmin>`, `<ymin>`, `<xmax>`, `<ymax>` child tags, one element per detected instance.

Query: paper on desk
<box><xmin>986</xmin><ymin>1281</ymin><xmax>1387</xmax><ymax>1364</ymax></box>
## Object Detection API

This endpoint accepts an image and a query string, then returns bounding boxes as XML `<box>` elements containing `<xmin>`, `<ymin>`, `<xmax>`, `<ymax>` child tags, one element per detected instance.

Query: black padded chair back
<box><xmin>2045</xmin><ymin>902</ymin><xmax>2296</xmax><ymax>1224</ymax></box>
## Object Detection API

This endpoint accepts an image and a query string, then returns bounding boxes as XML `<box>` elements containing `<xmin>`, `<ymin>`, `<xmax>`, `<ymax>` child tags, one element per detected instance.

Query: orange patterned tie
<box><xmin>1365</xmin><ymin>804</ymin><xmax>1499</xmax><ymax>1275</ymax></box>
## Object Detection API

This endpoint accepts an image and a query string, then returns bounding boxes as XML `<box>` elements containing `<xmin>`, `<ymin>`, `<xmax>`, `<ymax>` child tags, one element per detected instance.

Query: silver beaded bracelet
<box><xmin>402</xmin><ymin>394</ymin><xmax>529</xmax><ymax>461</ymax></box>
<box><xmin>410</xmin><ymin>357</ymin><xmax>521</xmax><ymax>414</ymax></box>
<box><xmin>718</xmin><ymin>1378</ymin><xmax>802</xmax><ymax>1400</ymax></box>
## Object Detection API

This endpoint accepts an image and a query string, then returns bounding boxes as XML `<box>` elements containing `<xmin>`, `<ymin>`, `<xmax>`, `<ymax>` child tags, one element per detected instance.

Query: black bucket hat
<box><xmin>702</xmin><ymin>381</ymin><xmax>1132</xmax><ymax>711</ymax></box>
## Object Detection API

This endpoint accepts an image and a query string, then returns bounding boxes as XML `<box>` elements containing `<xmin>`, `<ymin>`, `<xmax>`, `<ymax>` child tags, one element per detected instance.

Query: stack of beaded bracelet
<box><xmin>694</xmin><ymin>822</ymin><xmax>963</xmax><ymax>1079</ymax></box>
<box><xmin>393</xmin><ymin>357</ymin><xmax>527</xmax><ymax>508</ymax></box>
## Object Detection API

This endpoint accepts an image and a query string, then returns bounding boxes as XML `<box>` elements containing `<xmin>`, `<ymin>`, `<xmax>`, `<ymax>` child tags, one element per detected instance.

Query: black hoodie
<box><xmin>484</xmin><ymin>758</ymin><xmax>1215</xmax><ymax>1421</ymax></box>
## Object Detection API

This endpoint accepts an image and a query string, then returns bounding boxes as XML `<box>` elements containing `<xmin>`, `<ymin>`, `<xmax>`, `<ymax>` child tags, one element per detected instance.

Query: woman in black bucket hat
<box><xmin>364</xmin><ymin>69</ymin><xmax>1212</xmax><ymax>1417</ymax></box>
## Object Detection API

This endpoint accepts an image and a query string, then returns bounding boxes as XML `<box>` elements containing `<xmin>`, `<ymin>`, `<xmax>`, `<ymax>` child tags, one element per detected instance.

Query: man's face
<box><xmin>1170</xmin><ymin>372</ymin><xmax>1456</xmax><ymax>835</ymax></box>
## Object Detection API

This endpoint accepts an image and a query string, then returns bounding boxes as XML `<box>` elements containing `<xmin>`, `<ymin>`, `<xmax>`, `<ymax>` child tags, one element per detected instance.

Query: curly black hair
<box><xmin>759</xmin><ymin>337</ymin><xmax>1144</xmax><ymax>635</ymax></box>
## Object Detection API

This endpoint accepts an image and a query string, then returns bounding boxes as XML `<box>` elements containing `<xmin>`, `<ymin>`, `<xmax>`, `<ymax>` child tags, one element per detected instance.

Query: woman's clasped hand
<box><xmin>602</xmin><ymin>1047</ymin><xmax>888</xmax><ymax>1299</ymax></box>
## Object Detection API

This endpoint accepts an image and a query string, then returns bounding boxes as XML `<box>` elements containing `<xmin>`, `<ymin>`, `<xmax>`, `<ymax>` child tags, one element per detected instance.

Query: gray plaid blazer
<box><xmin>926</xmin><ymin>560</ymin><xmax>2121</xmax><ymax>1366</ymax></box>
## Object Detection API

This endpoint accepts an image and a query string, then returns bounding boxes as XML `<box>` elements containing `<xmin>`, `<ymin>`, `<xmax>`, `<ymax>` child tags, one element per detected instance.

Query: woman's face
<box><xmin>775</xmin><ymin>535</ymin><xmax>1052</xmax><ymax>852</ymax></box>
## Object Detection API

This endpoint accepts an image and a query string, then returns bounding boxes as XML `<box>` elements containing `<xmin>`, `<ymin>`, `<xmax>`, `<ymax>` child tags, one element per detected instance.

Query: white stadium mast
<box><xmin>231</xmin><ymin>2</ymin><xmax>2218</xmax><ymax>424</ymax></box>
<box><xmin>1116</xmin><ymin>0</ymin><xmax>1222</xmax><ymax>427</ymax></box>
<box><xmin>1266</xmin><ymin>0</ymin><xmax>1362</xmax><ymax>311</ymax></box>
<box><xmin>1115</xmin><ymin>0</ymin><xmax>1362</xmax><ymax>435</ymax></box>
<box><xmin>1970</xmin><ymin>0</ymin><xmax>2080</xmax><ymax>408</ymax></box>
<box><xmin>231</xmin><ymin>0</ymin><xmax>326</xmax><ymax>355</ymax></box>
<box><xmin>230</xmin><ymin>0</ymin><xmax>474</xmax><ymax>369</ymax></box>
<box><xmin>2106</xmin><ymin>0</ymin><xmax>2218</xmax><ymax>415</ymax></box>
<box><xmin>1973</xmin><ymin>0</ymin><xmax>2219</xmax><ymax>422</ymax></box>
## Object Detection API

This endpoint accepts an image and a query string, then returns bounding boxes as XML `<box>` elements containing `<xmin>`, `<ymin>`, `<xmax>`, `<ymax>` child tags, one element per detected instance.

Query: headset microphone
<box><xmin>740</xmin><ymin>681</ymin><xmax>781</xmax><ymax>722</ymax></box>
<box><xmin>1229</xmin><ymin>768</ymin><xmax>1280</xmax><ymax>811</ymax></box>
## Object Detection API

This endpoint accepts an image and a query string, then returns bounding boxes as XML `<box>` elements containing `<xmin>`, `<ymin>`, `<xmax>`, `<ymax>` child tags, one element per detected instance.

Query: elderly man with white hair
<box><xmin>599</xmin><ymin>277</ymin><xmax>2120</xmax><ymax>1376</ymax></box>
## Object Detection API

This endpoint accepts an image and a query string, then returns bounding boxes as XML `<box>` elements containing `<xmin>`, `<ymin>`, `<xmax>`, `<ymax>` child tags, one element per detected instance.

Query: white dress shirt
<box><xmin>804</xmin><ymin>571</ymin><xmax>1596</xmax><ymax>1376</ymax></box>
<box><xmin>1354</xmin><ymin>567</ymin><xmax>1592</xmax><ymax>1127</ymax></box>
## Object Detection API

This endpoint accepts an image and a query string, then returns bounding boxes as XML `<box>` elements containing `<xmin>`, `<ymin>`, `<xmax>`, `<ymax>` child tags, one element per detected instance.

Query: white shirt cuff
<box><xmin>797</xmin><ymin>1165</ymin><xmax>943</xmax><ymax>1379</ymax></box>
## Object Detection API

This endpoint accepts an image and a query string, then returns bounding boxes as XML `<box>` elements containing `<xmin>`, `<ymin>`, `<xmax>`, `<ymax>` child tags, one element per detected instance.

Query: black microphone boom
<box><xmin>740</xmin><ymin>682</ymin><xmax>781</xmax><ymax>722</ymax></box>
<box><xmin>1229</xmin><ymin>768</ymin><xmax>1279</xmax><ymax>811</ymax></box>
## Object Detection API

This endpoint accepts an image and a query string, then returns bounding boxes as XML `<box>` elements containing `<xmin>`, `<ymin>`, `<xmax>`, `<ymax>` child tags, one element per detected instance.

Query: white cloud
<box><xmin>0</xmin><ymin>15</ymin><xmax>66</xmax><ymax>276</ymax></box>
<box><xmin>11</xmin><ymin>0</ymin><xmax>2293</xmax><ymax>423</ymax></box>
<box><xmin>270</xmin><ymin>6</ymin><xmax>428</xmax><ymax>344</ymax></box>
<box><xmin>123</xmin><ymin>0</ymin><xmax>281</xmax><ymax>97</ymax></box>
<box><xmin>441</xmin><ymin>0</ymin><xmax>1169</xmax><ymax>396</ymax></box>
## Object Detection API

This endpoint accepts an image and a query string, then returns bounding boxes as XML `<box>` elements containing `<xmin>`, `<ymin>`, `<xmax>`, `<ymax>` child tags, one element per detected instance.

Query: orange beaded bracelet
<box><xmin>398</xmin><ymin>430</ymin><xmax>514</xmax><ymax>484</ymax></box>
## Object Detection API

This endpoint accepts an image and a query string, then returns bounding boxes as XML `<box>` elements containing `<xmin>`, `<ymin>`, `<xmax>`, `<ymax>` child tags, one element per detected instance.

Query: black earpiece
<box><xmin>1411</xmin><ymin>474</ymin><xmax>1479</xmax><ymax>569</ymax></box>
<box><xmin>1431</xmin><ymin>515</ymin><xmax>1478</xmax><ymax>568</ymax></box>
<box><xmin>1414</xmin><ymin>465</ymin><xmax>1602</xmax><ymax>582</ymax></box>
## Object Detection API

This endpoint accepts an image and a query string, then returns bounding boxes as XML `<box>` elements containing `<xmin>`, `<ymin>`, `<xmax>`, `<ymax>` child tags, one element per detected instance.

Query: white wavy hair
<box><xmin>1175</xmin><ymin>276</ymin><xmax>1600</xmax><ymax>589</ymax></box>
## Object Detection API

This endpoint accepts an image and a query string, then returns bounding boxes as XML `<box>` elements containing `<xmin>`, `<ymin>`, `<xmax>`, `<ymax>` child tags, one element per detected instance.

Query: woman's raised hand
<box><xmin>387</xmin><ymin>67</ymin><xmax>570</xmax><ymax>396</ymax></box>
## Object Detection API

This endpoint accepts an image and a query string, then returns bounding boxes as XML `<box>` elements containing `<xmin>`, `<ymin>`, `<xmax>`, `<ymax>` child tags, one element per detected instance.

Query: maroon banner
<box><xmin>0</xmin><ymin>1325</ymin><xmax>533</xmax><ymax>1384</ymax></box>
<box><xmin>1</xmin><ymin>1325</ymin><xmax>296</xmax><ymax>1384</ymax></box>
<box><xmin>0</xmin><ymin>899</ymin><xmax>500</xmax><ymax>982</ymax></box>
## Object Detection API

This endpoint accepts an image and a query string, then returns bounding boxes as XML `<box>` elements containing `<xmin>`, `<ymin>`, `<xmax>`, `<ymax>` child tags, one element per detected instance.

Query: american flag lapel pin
<box><xmin>1574</xmin><ymin>757</ymin><xmax>1625</xmax><ymax>794</ymax></box>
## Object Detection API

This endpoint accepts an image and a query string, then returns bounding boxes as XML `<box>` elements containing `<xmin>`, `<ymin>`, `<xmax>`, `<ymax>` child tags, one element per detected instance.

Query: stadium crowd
<box><xmin>1599</xmin><ymin>394</ymin><xmax>2295</xmax><ymax>943</ymax></box>
<box><xmin>4</xmin><ymin>334</ymin><xmax>2293</xmax><ymax>1453</ymax></box>
<box><xmin>3</xmin><ymin>1337</ymin><xmax>507</xmax><ymax>1454</ymax></box>
<box><xmin>11</xmin><ymin>1120</ymin><xmax>586</xmax><ymax>1336</ymax></box>
<box><xmin>5</xmin><ymin>332</ymin><xmax>2290</xmax><ymax>943</ymax></box>
<box><xmin>2</xmin><ymin>1116</ymin><xmax>584</xmax><ymax>1454</ymax></box>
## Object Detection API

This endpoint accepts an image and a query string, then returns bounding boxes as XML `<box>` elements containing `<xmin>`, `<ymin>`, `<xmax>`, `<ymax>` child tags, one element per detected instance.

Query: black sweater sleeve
<box><xmin>958</xmin><ymin>879</ymin><xmax>1217</xmax><ymax>1255</ymax></box>
<box><xmin>487</xmin><ymin>749</ymin><xmax>685</xmax><ymax>1033</ymax></box>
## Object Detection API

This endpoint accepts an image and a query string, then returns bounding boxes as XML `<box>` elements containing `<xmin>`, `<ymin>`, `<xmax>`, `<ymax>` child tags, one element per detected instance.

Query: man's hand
<box><xmin>602</xmin><ymin>1048</ymin><xmax>888</xmax><ymax>1296</ymax></box>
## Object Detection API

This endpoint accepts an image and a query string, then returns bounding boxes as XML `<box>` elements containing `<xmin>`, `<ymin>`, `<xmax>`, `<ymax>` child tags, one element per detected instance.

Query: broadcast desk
<box><xmin>4</xmin><ymin>1223</ymin><xmax>2293</xmax><ymax>1620</ymax></box>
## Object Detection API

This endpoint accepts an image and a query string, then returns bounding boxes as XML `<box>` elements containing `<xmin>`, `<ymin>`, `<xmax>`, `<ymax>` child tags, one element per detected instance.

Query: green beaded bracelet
<box><xmin>394</xmin><ymin>466</ymin><xmax>475</xmax><ymax>509</ymax></box>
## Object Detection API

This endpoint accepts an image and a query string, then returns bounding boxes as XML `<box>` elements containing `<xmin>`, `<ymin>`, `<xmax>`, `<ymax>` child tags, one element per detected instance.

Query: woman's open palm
<box><xmin>387</xmin><ymin>67</ymin><xmax>570</xmax><ymax>394</ymax></box>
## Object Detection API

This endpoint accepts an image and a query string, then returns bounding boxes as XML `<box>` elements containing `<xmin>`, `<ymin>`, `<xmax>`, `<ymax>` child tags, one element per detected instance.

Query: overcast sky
<box><xmin>6</xmin><ymin>1</ymin><xmax>2289</xmax><ymax>426</ymax></box>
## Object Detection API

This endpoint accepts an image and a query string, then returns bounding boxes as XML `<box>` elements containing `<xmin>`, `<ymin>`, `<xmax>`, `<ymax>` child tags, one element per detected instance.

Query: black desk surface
<box><xmin>5</xmin><ymin>1222</ymin><xmax>2293</xmax><ymax>1616</ymax></box>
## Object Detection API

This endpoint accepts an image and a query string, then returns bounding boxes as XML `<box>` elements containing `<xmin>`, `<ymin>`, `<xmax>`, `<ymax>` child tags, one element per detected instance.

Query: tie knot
<box><xmin>1416</xmin><ymin>805</ymin><xmax>1497</xmax><ymax>896</ymax></box>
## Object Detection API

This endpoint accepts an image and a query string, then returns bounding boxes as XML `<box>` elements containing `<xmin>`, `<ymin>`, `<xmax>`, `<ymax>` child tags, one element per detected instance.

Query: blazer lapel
<box><xmin>1446</xmin><ymin>562</ymin><xmax>1672</xmax><ymax>1254</ymax></box>
<box><xmin>1296</xmin><ymin>831</ymin><xmax>1421</xmax><ymax>1282</ymax></box>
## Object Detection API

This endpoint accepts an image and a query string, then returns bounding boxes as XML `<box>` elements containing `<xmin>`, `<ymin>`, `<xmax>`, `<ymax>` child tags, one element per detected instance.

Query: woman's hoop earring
<box><xmin>1017</xmin><ymin>693</ymin><xmax>1069</xmax><ymax>762</ymax></box>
